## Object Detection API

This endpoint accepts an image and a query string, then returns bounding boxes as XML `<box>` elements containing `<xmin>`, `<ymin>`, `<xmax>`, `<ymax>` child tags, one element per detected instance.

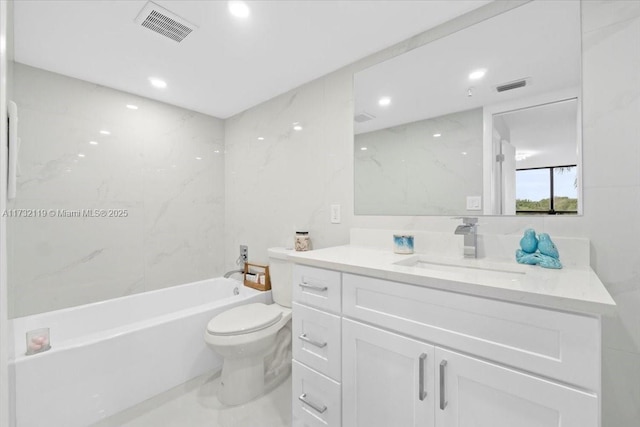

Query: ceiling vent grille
<box><xmin>135</xmin><ymin>1</ymin><xmax>197</xmax><ymax>43</ymax></box>
<box><xmin>354</xmin><ymin>111</ymin><xmax>376</xmax><ymax>123</ymax></box>
<box><xmin>496</xmin><ymin>78</ymin><xmax>530</xmax><ymax>93</ymax></box>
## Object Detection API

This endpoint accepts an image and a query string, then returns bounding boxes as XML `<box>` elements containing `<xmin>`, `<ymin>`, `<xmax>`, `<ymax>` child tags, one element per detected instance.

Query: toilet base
<box><xmin>217</xmin><ymin>321</ymin><xmax>292</xmax><ymax>406</ymax></box>
<box><xmin>218</xmin><ymin>354</ymin><xmax>265</xmax><ymax>406</ymax></box>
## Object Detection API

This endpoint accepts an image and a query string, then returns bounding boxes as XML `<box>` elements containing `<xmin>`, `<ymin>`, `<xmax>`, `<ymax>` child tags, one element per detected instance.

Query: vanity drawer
<box><xmin>293</xmin><ymin>265</ymin><xmax>342</xmax><ymax>314</ymax></box>
<box><xmin>292</xmin><ymin>360</ymin><xmax>341</xmax><ymax>427</ymax></box>
<box><xmin>293</xmin><ymin>302</ymin><xmax>341</xmax><ymax>381</ymax></box>
<box><xmin>342</xmin><ymin>273</ymin><xmax>600</xmax><ymax>391</ymax></box>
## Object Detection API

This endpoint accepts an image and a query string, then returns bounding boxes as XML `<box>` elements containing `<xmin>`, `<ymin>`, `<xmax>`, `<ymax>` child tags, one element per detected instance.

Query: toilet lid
<box><xmin>207</xmin><ymin>303</ymin><xmax>283</xmax><ymax>336</ymax></box>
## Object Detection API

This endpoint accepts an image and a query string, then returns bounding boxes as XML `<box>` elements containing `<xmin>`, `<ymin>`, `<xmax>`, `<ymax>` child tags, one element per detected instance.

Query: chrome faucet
<box><xmin>223</xmin><ymin>245</ymin><xmax>248</xmax><ymax>279</ymax></box>
<box><xmin>454</xmin><ymin>217</ymin><xmax>478</xmax><ymax>258</ymax></box>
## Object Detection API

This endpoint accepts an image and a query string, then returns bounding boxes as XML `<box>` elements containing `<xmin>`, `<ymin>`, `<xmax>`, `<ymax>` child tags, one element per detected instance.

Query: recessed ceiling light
<box><xmin>78</xmin><ymin>153</ymin><xmax>86</xmax><ymax>158</ymax></box>
<box><xmin>378</xmin><ymin>96</ymin><xmax>391</xmax><ymax>107</ymax></box>
<box><xmin>468</xmin><ymin>69</ymin><xmax>487</xmax><ymax>80</ymax></box>
<box><xmin>99</xmin><ymin>130</ymin><xmax>110</xmax><ymax>135</ymax></box>
<box><xmin>433</xmin><ymin>133</ymin><xmax>442</xmax><ymax>138</ymax></box>
<box><xmin>293</xmin><ymin>124</ymin><xmax>303</xmax><ymax>131</ymax></box>
<box><xmin>126</xmin><ymin>104</ymin><xmax>139</xmax><ymax>110</ymax></box>
<box><xmin>257</xmin><ymin>137</ymin><xmax>265</xmax><ymax>141</ymax></box>
<box><xmin>360</xmin><ymin>147</ymin><xmax>368</xmax><ymax>151</ymax></box>
<box><xmin>228</xmin><ymin>1</ymin><xmax>250</xmax><ymax>18</ymax></box>
<box><xmin>214</xmin><ymin>150</ymin><xmax>221</xmax><ymax>153</ymax></box>
<box><xmin>149</xmin><ymin>77</ymin><xmax>167</xmax><ymax>89</ymax></box>
<box><xmin>461</xmin><ymin>152</ymin><xmax>468</xmax><ymax>156</ymax></box>
<box><xmin>89</xmin><ymin>141</ymin><xmax>98</xmax><ymax>145</ymax></box>
<box><xmin>195</xmin><ymin>156</ymin><xmax>202</xmax><ymax>160</ymax></box>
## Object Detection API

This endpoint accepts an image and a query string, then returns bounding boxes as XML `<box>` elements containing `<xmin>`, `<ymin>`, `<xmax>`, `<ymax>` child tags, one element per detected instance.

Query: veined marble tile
<box><xmin>8</xmin><ymin>200</ymin><xmax>145</xmax><ymax>317</ymax></box>
<box><xmin>582</xmin><ymin>15</ymin><xmax>640</xmax><ymax>189</ymax></box>
<box><xmin>602</xmin><ymin>348</ymin><xmax>640</xmax><ymax>427</ymax></box>
<box><xmin>144</xmin><ymin>201</ymin><xmax>224</xmax><ymax>291</ymax></box>
<box><xmin>582</xmin><ymin>0</ymin><xmax>640</xmax><ymax>34</ymax></box>
<box><xmin>9</xmin><ymin>64</ymin><xmax>225</xmax><ymax>315</ymax></box>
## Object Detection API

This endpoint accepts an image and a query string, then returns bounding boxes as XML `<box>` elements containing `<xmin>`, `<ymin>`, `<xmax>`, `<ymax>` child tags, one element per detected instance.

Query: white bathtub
<box><xmin>9</xmin><ymin>278</ymin><xmax>270</xmax><ymax>427</ymax></box>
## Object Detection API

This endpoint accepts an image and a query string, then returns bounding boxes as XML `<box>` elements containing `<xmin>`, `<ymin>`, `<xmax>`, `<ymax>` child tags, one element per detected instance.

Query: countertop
<box><xmin>288</xmin><ymin>245</ymin><xmax>616</xmax><ymax>316</ymax></box>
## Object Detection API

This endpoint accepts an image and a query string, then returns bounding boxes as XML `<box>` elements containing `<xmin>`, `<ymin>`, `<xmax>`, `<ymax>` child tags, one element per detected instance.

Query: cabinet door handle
<box><xmin>298</xmin><ymin>333</ymin><xmax>327</xmax><ymax>348</ymax></box>
<box><xmin>439</xmin><ymin>360</ymin><xmax>448</xmax><ymax>410</ymax></box>
<box><xmin>298</xmin><ymin>393</ymin><xmax>327</xmax><ymax>414</ymax></box>
<box><xmin>419</xmin><ymin>353</ymin><xmax>427</xmax><ymax>401</ymax></box>
<box><xmin>298</xmin><ymin>282</ymin><xmax>328</xmax><ymax>292</ymax></box>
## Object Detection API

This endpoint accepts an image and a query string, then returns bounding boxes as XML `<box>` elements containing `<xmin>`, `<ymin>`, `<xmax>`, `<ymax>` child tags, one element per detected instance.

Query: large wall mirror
<box><xmin>354</xmin><ymin>0</ymin><xmax>581</xmax><ymax>216</ymax></box>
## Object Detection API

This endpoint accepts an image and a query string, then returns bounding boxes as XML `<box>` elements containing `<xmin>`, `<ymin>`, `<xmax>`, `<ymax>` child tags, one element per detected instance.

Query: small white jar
<box><xmin>295</xmin><ymin>231</ymin><xmax>310</xmax><ymax>251</ymax></box>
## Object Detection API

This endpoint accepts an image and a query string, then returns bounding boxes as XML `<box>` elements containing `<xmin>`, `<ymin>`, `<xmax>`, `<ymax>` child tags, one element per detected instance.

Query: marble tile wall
<box><xmin>224</xmin><ymin>1</ymin><xmax>640</xmax><ymax>425</ymax></box>
<box><xmin>8</xmin><ymin>64</ymin><xmax>225</xmax><ymax>317</ymax></box>
<box><xmin>355</xmin><ymin>108</ymin><xmax>483</xmax><ymax>215</ymax></box>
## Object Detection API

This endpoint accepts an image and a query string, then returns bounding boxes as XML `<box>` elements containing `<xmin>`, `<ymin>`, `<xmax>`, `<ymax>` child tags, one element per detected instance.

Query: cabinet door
<box><xmin>342</xmin><ymin>319</ymin><xmax>435</xmax><ymax>427</ymax></box>
<box><xmin>435</xmin><ymin>348</ymin><xmax>599</xmax><ymax>427</ymax></box>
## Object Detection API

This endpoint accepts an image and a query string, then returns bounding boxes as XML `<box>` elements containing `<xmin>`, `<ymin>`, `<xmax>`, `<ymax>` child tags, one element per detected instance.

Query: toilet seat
<box><xmin>207</xmin><ymin>303</ymin><xmax>283</xmax><ymax>336</ymax></box>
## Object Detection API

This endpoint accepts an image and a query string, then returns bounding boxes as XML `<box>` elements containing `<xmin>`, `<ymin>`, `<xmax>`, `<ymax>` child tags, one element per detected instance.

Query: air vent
<box><xmin>354</xmin><ymin>111</ymin><xmax>376</xmax><ymax>123</ymax></box>
<box><xmin>496</xmin><ymin>78</ymin><xmax>530</xmax><ymax>93</ymax></box>
<box><xmin>135</xmin><ymin>1</ymin><xmax>197</xmax><ymax>43</ymax></box>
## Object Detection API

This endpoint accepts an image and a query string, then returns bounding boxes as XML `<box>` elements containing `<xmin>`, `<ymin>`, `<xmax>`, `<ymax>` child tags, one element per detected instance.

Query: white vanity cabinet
<box><xmin>434</xmin><ymin>348</ymin><xmax>597</xmax><ymax>427</ymax></box>
<box><xmin>290</xmin><ymin>261</ymin><xmax>604</xmax><ymax>427</ymax></box>
<box><xmin>292</xmin><ymin>265</ymin><xmax>343</xmax><ymax>427</ymax></box>
<box><xmin>342</xmin><ymin>319</ymin><xmax>435</xmax><ymax>427</ymax></box>
<box><xmin>341</xmin><ymin>273</ymin><xmax>600</xmax><ymax>427</ymax></box>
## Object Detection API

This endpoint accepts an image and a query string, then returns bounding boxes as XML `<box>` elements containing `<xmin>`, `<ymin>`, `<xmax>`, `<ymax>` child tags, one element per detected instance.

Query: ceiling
<box><xmin>12</xmin><ymin>0</ymin><xmax>490</xmax><ymax>119</ymax></box>
<box><xmin>353</xmin><ymin>0</ymin><xmax>581</xmax><ymax>134</ymax></box>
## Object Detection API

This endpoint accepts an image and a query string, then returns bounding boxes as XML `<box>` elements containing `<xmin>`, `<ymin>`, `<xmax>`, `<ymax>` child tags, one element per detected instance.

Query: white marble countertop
<box><xmin>288</xmin><ymin>245</ymin><xmax>616</xmax><ymax>316</ymax></box>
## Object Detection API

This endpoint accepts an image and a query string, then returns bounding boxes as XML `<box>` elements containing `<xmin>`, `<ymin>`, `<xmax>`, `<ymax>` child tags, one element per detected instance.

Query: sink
<box><xmin>394</xmin><ymin>256</ymin><xmax>526</xmax><ymax>279</ymax></box>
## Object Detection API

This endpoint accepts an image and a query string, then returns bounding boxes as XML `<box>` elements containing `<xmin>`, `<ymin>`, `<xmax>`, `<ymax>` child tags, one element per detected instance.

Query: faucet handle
<box><xmin>453</xmin><ymin>216</ymin><xmax>478</xmax><ymax>225</ymax></box>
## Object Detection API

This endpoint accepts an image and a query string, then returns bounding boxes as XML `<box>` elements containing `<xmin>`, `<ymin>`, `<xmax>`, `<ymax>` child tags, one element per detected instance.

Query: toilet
<box><xmin>204</xmin><ymin>247</ymin><xmax>293</xmax><ymax>406</ymax></box>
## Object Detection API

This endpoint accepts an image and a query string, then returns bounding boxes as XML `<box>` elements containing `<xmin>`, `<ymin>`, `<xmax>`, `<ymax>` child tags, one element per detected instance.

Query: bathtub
<box><xmin>8</xmin><ymin>278</ymin><xmax>270</xmax><ymax>427</ymax></box>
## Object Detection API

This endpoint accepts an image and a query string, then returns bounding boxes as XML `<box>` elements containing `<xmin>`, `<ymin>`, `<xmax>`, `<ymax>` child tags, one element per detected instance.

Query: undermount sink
<box><xmin>394</xmin><ymin>256</ymin><xmax>526</xmax><ymax>278</ymax></box>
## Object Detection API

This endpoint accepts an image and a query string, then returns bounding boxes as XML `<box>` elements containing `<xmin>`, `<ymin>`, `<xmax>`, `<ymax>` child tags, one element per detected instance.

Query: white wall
<box><xmin>354</xmin><ymin>108</ymin><xmax>483</xmax><ymax>215</ymax></box>
<box><xmin>225</xmin><ymin>1</ymin><xmax>640</xmax><ymax>425</ymax></box>
<box><xmin>1</xmin><ymin>1</ymin><xmax>10</xmax><ymax>425</ymax></box>
<box><xmin>8</xmin><ymin>64</ymin><xmax>226</xmax><ymax>317</ymax></box>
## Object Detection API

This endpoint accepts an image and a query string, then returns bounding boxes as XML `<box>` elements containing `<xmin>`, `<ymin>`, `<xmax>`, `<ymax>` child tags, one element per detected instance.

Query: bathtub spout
<box><xmin>224</xmin><ymin>269</ymin><xmax>243</xmax><ymax>279</ymax></box>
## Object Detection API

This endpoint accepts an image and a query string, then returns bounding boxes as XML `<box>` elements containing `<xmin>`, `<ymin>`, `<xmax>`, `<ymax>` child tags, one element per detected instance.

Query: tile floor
<box><xmin>92</xmin><ymin>371</ymin><xmax>292</xmax><ymax>427</ymax></box>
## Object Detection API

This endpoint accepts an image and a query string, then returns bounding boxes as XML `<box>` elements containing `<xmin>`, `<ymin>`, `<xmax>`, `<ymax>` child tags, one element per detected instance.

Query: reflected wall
<box><xmin>355</xmin><ymin>108</ymin><xmax>483</xmax><ymax>215</ymax></box>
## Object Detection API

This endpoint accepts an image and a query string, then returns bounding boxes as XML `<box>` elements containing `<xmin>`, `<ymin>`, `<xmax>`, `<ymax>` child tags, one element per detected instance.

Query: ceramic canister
<box><xmin>393</xmin><ymin>234</ymin><xmax>414</xmax><ymax>254</ymax></box>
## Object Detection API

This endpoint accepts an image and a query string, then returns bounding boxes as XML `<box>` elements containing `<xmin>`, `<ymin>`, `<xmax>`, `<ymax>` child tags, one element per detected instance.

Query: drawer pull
<box><xmin>298</xmin><ymin>282</ymin><xmax>328</xmax><ymax>292</ymax></box>
<box><xmin>299</xmin><ymin>393</ymin><xmax>327</xmax><ymax>414</ymax></box>
<box><xmin>298</xmin><ymin>333</ymin><xmax>327</xmax><ymax>348</ymax></box>
<box><xmin>439</xmin><ymin>360</ymin><xmax>448</xmax><ymax>410</ymax></box>
<box><xmin>419</xmin><ymin>353</ymin><xmax>427</xmax><ymax>401</ymax></box>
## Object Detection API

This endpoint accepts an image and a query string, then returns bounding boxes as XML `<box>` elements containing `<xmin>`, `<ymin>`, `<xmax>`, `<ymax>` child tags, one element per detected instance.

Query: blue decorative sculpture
<box><xmin>537</xmin><ymin>233</ymin><xmax>559</xmax><ymax>258</ymax></box>
<box><xmin>516</xmin><ymin>230</ymin><xmax>562</xmax><ymax>269</ymax></box>
<box><xmin>519</xmin><ymin>229</ymin><xmax>538</xmax><ymax>254</ymax></box>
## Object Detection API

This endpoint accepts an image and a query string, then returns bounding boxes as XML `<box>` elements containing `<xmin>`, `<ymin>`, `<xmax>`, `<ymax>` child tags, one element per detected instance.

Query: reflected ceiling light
<box><xmin>257</xmin><ymin>137</ymin><xmax>265</xmax><ymax>141</ymax></box>
<box><xmin>99</xmin><ymin>130</ymin><xmax>111</xmax><ymax>135</ymax></box>
<box><xmin>126</xmin><ymin>104</ymin><xmax>139</xmax><ymax>110</ymax></box>
<box><xmin>378</xmin><ymin>96</ymin><xmax>391</xmax><ymax>107</ymax></box>
<box><xmin>468</xmin><ymin>69</ymin><xmax>487</xmax><ymax>80</ymax></box>
<box><xmin>89</xmin><ymin>141</ymin><xmax>99</xmax><ymax>145</ymax></box>
<box><xmin>293</xmin><ymin>123</ymin><xmax>303</xmax><ymax>131</ymax></box>
<box><xmin>149</xmin><ymin>77</ymin><xmax>167</xmax><ymax>89</ymax></box>
<box><xmin>78</xmin><ymin>153</ymin><xmax>86</xmax><ymax>158</ymax></box>
<box><xmin>515</xmin><ymin>151</ymin><xmax>534</xmax><ymax>161</ymax></box>
<box><xmin>228</xmin><ymin>1</ymin><xmax>250</xmax><ymax>18</ymax></box>
<box><xmin>195</xmin><ymin>156</ymin><xmax>202</xmax><ymax>160</ymax></box>
<box><xmin>360</xmin><ymin>147</ymin><xmax>368</xmax><ymax>151</ymax></box>
<box><xmin>433</xmin><ymin>133</ymin><xmax>441</xmax><ymax>138</ymax></box>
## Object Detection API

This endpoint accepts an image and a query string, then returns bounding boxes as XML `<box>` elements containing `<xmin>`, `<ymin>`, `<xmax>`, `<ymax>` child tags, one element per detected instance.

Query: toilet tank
<box><xmin>267</xmin><ymin>247</ymin><xmax>293</xmax><ymax>308</ymax></box>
